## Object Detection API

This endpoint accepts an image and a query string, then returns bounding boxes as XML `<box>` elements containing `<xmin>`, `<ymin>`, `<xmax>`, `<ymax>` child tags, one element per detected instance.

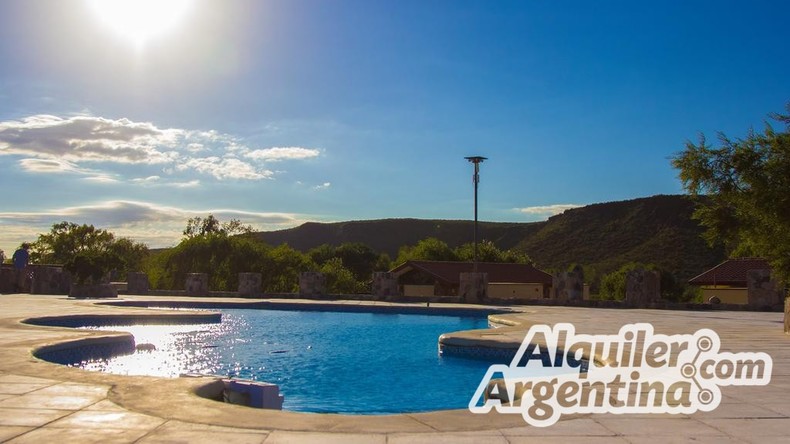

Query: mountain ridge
<box><xmin>253</xmin><ymin>194</ymin><xmax>726</xmax><ymax>281</ymax></box>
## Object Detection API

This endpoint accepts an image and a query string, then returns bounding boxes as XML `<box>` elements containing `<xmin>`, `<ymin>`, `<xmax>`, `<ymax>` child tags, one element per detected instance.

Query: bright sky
<box><xmin>1</xmin><ymin>0</ymin><xmax>789</xmax><ymax>252</ymax></box>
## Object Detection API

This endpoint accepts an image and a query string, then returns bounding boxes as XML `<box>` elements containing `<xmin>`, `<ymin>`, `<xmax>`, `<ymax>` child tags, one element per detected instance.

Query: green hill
<box><xmin>253</xmin><ymin>195</ymin><xmax>725</xmax><ymax>282</ymax></box>
<box><xmin>255</xmin><ymin>218</ymin><xmax>541</xmax><ymax>257</ymax></box>
<box><xmin>514</xmin><ymin>195</ymin><xmax>725</xmax><ymax>281</ymax></box>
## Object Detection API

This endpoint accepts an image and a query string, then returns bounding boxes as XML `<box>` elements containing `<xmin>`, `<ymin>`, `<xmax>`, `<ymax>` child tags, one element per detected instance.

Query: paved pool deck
<box><xmin>0</xmin><ymin>293</ymin><xmax>788</xmax><ymax>443</ymax></box>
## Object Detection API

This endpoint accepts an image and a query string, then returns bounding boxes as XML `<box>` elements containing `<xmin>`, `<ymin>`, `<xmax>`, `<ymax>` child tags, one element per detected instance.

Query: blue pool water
<box><xmin>76</xmin><ymin>309</ymin><xmax>500</xmax><ymax>414</ymax></box>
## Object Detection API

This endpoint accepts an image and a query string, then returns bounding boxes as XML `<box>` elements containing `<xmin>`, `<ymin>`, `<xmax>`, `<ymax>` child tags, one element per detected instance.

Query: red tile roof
<box><xmin>390</xmin><ymin>260</ymin><xmax>553</xmax><ymax>285</ymax></box>
<box><xmin>688</xmin><ymin>258</ymin><xmax>771</xmax><ymax>286</ymax></box>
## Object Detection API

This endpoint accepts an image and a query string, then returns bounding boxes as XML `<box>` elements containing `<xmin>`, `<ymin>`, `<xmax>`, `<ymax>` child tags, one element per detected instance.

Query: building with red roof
<box><xmin>390</xmin><ymin>260</ymin><xmax>553</xmax><ymax>300</ymax></box>
<box><xmin>688</xmin><ymin>258</ymin><xmax>771</xmax><ymax>304</ymax></box>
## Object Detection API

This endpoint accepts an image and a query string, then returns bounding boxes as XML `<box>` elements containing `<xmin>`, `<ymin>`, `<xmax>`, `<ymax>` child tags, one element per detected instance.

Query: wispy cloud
<box><xmin>18</xmin><ymin>158</ymin><xmax>96</xmax><ymax>174</ymax></box>
<box><xmin>131</xmin><ymin>176</ymin><xmax>200</xmax><ymax>188</ymax></box>
<box><xmin>19</xmin><ymin>155</ymin><xmax>134</xmax><ymax>186</ymax></box>
<box><xmin>0</xmin><ymin>200</ymin><xmax>309</xmax><ymax>248</ymax></box>
<box><xmin>514</xmin><ymin>204</ymin><xmax>582</xmax><ymax>219</ymax></box>
<box><xmin>0</xmin><ymin>114</ymin><xmax>177</xmax><ymax>163</ymax></box>
<box><xmin>177</xmin><ymin>156</ymin><xmax>274</xmax><ymax>180</ymax></box>
<box><xmin>313</xmin><ymin>182</ymin><xmax>331</xmax><ymax>191</ymax></box>
<box><xmin>0</xmin><ymin>114</ymin><xmax>322</xmax><ymax>183</ymax></box>
<box><xmin>83</xmin><ymin>174</ymin><xmax>120</xmax><ymax>184</ymax></box>
<box><xmin>131</xmin><ymin>176</ymin><xmax>162</xmax><ymax>184</ymax></box>
<box><xmin>245</xmin><ymin>147</ymin><xmax>321</xmax><ymax>161</ymax></box>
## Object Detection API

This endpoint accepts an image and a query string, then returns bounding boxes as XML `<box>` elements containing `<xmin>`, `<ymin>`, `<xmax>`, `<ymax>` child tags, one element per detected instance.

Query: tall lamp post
<box><xmin>465</xmin><ymin>156</ymin><xmax>487</xmax><ymax>274</ymax></box>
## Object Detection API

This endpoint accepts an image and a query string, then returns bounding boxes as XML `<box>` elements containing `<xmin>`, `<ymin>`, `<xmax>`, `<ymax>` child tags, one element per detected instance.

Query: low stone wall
<box><xmin>69</xmin><ymin>283</ymin><xmax>118</xmax><ymax>299</ymax></box>
<box><xmin>0</xmin><ymin>264</ymin><xmax>70</xmax><ymax>295</ymax></box>
<box><xmin>31</xmin><ymin>266</ymin><xmax>71</xmax><ymax>295</ymax></box>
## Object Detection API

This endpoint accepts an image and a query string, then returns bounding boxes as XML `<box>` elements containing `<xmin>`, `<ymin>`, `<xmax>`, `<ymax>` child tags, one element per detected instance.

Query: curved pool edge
<box><xmin>0</xmin><ymin>294</ymin><xmax>566</xmax><ymax>433</ymax></box>
<box><xmin>108</xmin><ymin>374</ymin><xmax>541</xmax><ymax>433</ymax></box>
<box><xmin>3</xmin><ymin>294</ymin><xmax>788</xmax><ymax>441</ymax></box>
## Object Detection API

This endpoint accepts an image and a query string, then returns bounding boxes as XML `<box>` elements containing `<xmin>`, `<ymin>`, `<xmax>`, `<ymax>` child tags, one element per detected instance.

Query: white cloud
<box><xmin>0</xmin><ymin>200</ymin><xmax>308</xmax><ymax>249</ymax></box>
<box><xmin>0</xmin><ymin>114</ymin><xmax>323</xmax><ymax>183</ymax></box>
<box><xmin>245</xmin><ymin>147</ymin><xmax>320</xmax><ymax>161</ymax></box>
<box><xmin>0</xmin><ymin>114</ymin><xmax>178</xmax><ymax>164</ymax></box>
<box><xmin>179</xmin><ymin>156</ymin><xmax>273</xmax><ymax>180</ymax></box>
<box><xmin>313</xmin><ymin>182</ymin><xmax>331</xmax><ymax>191</ymax></box>
<box><xmin>18</xmin><ymin>158</ymin><xmax>95</xmax><ymax>175</ymax></box>
<box><xmin>83</xmin><ymin>174</ymin><xmax>120</xmax><ymax>183</ymax></box>
<box><xmin>131</xmin><ymin>176</ymin><xmax>199</xmax><ymax>188</ymax></box>
<box><xmin>515</xmin><ymin>204</ymin><xmax>582</xmax><ymax>218</ymax></box>
<box><xmin>131</xmin><ymin>175</ymin><xmax>161</xmax><ymax>183</ymax></box>
<box><xmin>171</xmin><ymin>180</ymin><xmax>200</xmax><ymax>188</ymax></box>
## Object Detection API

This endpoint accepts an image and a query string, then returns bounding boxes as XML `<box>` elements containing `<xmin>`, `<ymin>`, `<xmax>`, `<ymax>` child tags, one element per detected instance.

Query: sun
<box><xmin>87</xmin><ymin>0</ymin><xmax>192</xmax><ymax>48</ymax></box>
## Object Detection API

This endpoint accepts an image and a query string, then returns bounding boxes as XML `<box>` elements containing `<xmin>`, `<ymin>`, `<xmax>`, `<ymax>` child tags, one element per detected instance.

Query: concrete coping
<box><xmin>16</xmin><ymin>297</ymin><xmax>544</xmax><ymax>432</ymax></box>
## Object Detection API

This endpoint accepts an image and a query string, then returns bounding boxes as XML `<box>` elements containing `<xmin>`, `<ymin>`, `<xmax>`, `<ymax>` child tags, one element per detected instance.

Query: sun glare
<box><xmin>87</xmin><ymin>0</ymin><xmax>191</xmax><ymax>48</ymax></box>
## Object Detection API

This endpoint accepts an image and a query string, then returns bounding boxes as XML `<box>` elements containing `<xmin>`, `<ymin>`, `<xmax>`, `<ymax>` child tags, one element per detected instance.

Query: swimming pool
<box><xmin>70</xmin><ymin>309</ymin><xmax>501</xmax><ymax>414</ymax></box>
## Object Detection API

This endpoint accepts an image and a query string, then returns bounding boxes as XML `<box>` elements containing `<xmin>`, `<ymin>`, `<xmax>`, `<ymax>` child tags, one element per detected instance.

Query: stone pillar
<box><xmin>372</xmin><ymin>272</ymin><xmax>399</xmax><ymax>300</ymax></box>
<box><xmin>459</xmin><ymin>272</ymin><xmax>488</xmax><ymax>304</ymax></box>
<box><xmin>299</xmin><ymin>272</ymin><xmax>326</xmax><ymax>297</ymax></box>
<box><xmin>185</xmin><ymin>273</ymin><xmax>209</xmax><ymax>297</ymax></box>
<box><xmin>625</xmin><ymin>269</ymin><xmax>661</xmax><ymax>307</ymax></box>
<box><xmin>0</xmin><ymin>266</ymin><xmax>14</xmax><ymax>293</ymax></box>
<box><xmin>30</xmin><ymin>266</ymin><xmax>71</xmax><ymax>295</ymax></box>
<box><xmin>553</xmin><ymin>265</ymin><xmax>584</xmax><ymax>302</ymax></box>
<box><xmin>238</xmin><ymin>272</ymin><xmax>262</xmax><ymax>297</ymax></box>
<box><xmin>747</xmin><ymin>269</ymin><xmax>783</xmax><ymax>308</ymax></box>
<box><xmin>127</xmin><ymin>272</ymin><xmax>150</xmax><ymax>295</ymax></box>
<box><xmin>784</xmin><ymin>297</ymin><xmax>790</xmax><ymax>334</ymax></box>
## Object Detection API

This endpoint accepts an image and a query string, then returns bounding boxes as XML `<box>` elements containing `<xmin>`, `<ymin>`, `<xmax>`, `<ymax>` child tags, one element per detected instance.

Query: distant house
<box><xmin>688</xmin><ymin>258</ymin><xmax>771</xmax><ymax>304</ymax></box>
<box><xmin>390</xmin><ymin>260</ymin><xmax>553</xmax><ymax>300</ymax></box>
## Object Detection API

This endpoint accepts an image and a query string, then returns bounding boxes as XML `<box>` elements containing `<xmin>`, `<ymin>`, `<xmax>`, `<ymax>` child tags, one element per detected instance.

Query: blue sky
<box><xmin>1</xmin><ymin>0</ymin><xmax>789</xmax><ymax>251</ymax></box>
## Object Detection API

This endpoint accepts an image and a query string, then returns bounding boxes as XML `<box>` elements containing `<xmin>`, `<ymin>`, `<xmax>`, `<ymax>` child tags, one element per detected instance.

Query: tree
<box><xmin>183</xmin><ymin>214</ymin><xmax>253</xmax><ymax>238</ymax></box>
<box><xmin>455</xmin><ymin>240</ymin><xmax>532</xmax><ymax>264</ymax></box>
<box><xmin>334</xmin><ymin>242</ymin><xmax>384</xmax><ymax>281</ymax></box>
<box><xmin>598</xmin><ymin>262</ymin><xmax>703</xmax><ymax>302</ymax></box>
<box><xmin>598</xmin><ymin>262</ymin><xmax>651</xmax><ymax>301</ymax></box>
<box><xmin>64</xmin><ymin>250</ymin><xmax>125</xmax><ymax>285</ymax></box>
<box><xmin>307</xmin><ymin>244</ymin><xmax>336</xmax><ymax>266</ymax></box>
<box><xmin>395</xmin><ymin>237</ymin><xmax>532</xmax><ymax>266</ymax></box>
<box><xmin>264</xmin><ymin>244</ymin><xmax>313</xmax><ymax>293</ymax></box>
<box><xmin>31</xmin><ymin>222</ymin><xmax>114</xmax><ymax>264</ymax></box>
<box><xmin>671</xmin><ymin>104</ymin><xmax>790</xmax><ymax>283</ymax></box>
<box><xmin>155</xmin><ymin>215</ymin><xmax>308</xmax><ymax>292</ymax></box>
<box><xmin>320</xmin><ymin>258</ymin><xmax>365</xmax><ymax>294</ymax></box>
<box><xmin>108</xmin><ymin>237</ymin><xmax>149</xmax><ymax>276</ymax></box>
<box><xmin>395</xmin><ymin>237</ymin><xmax>458</xmax><ymax>265</ymax></box>
<box><xmin>31</xmin><ymin>221</ymin><xmax>148</xmax><ymax>278</ymax></box>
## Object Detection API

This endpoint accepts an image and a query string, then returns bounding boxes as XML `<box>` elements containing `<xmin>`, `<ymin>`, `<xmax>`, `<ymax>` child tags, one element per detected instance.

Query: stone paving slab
<box><xmin>0</xmin><ymin>426</ymin><xmax>32</xmax><ymax>442</ymax></box>
<box><xmin>138</xmin><ymin>420</ymin><xmax>270</xmax><ymax>444</ymax></box>
<box><xmin>0</xmin><ymin>407</ymin><xmax>72</xmax><ymax>427</ymax></box>
<box><xmin>0</xmin><ymin>293</ymin><xmax>787</xmax><ymax>443</ymax></box>
<box><xmin>6</xmin><ymin>427</ymin><xmax>151</xmax><ymax>444</ymax></box>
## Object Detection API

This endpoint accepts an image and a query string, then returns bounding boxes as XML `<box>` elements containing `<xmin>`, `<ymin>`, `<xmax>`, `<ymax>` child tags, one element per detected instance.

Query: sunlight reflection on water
<box><xmin>76</xmin><ymin>309</ymin><xmax>495</xmax><ymax>413</ymax></box>
<box><xmin>79</xmin><ymin>317</ymin><xmax>245</xmax><ymax>377</ymax></box>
